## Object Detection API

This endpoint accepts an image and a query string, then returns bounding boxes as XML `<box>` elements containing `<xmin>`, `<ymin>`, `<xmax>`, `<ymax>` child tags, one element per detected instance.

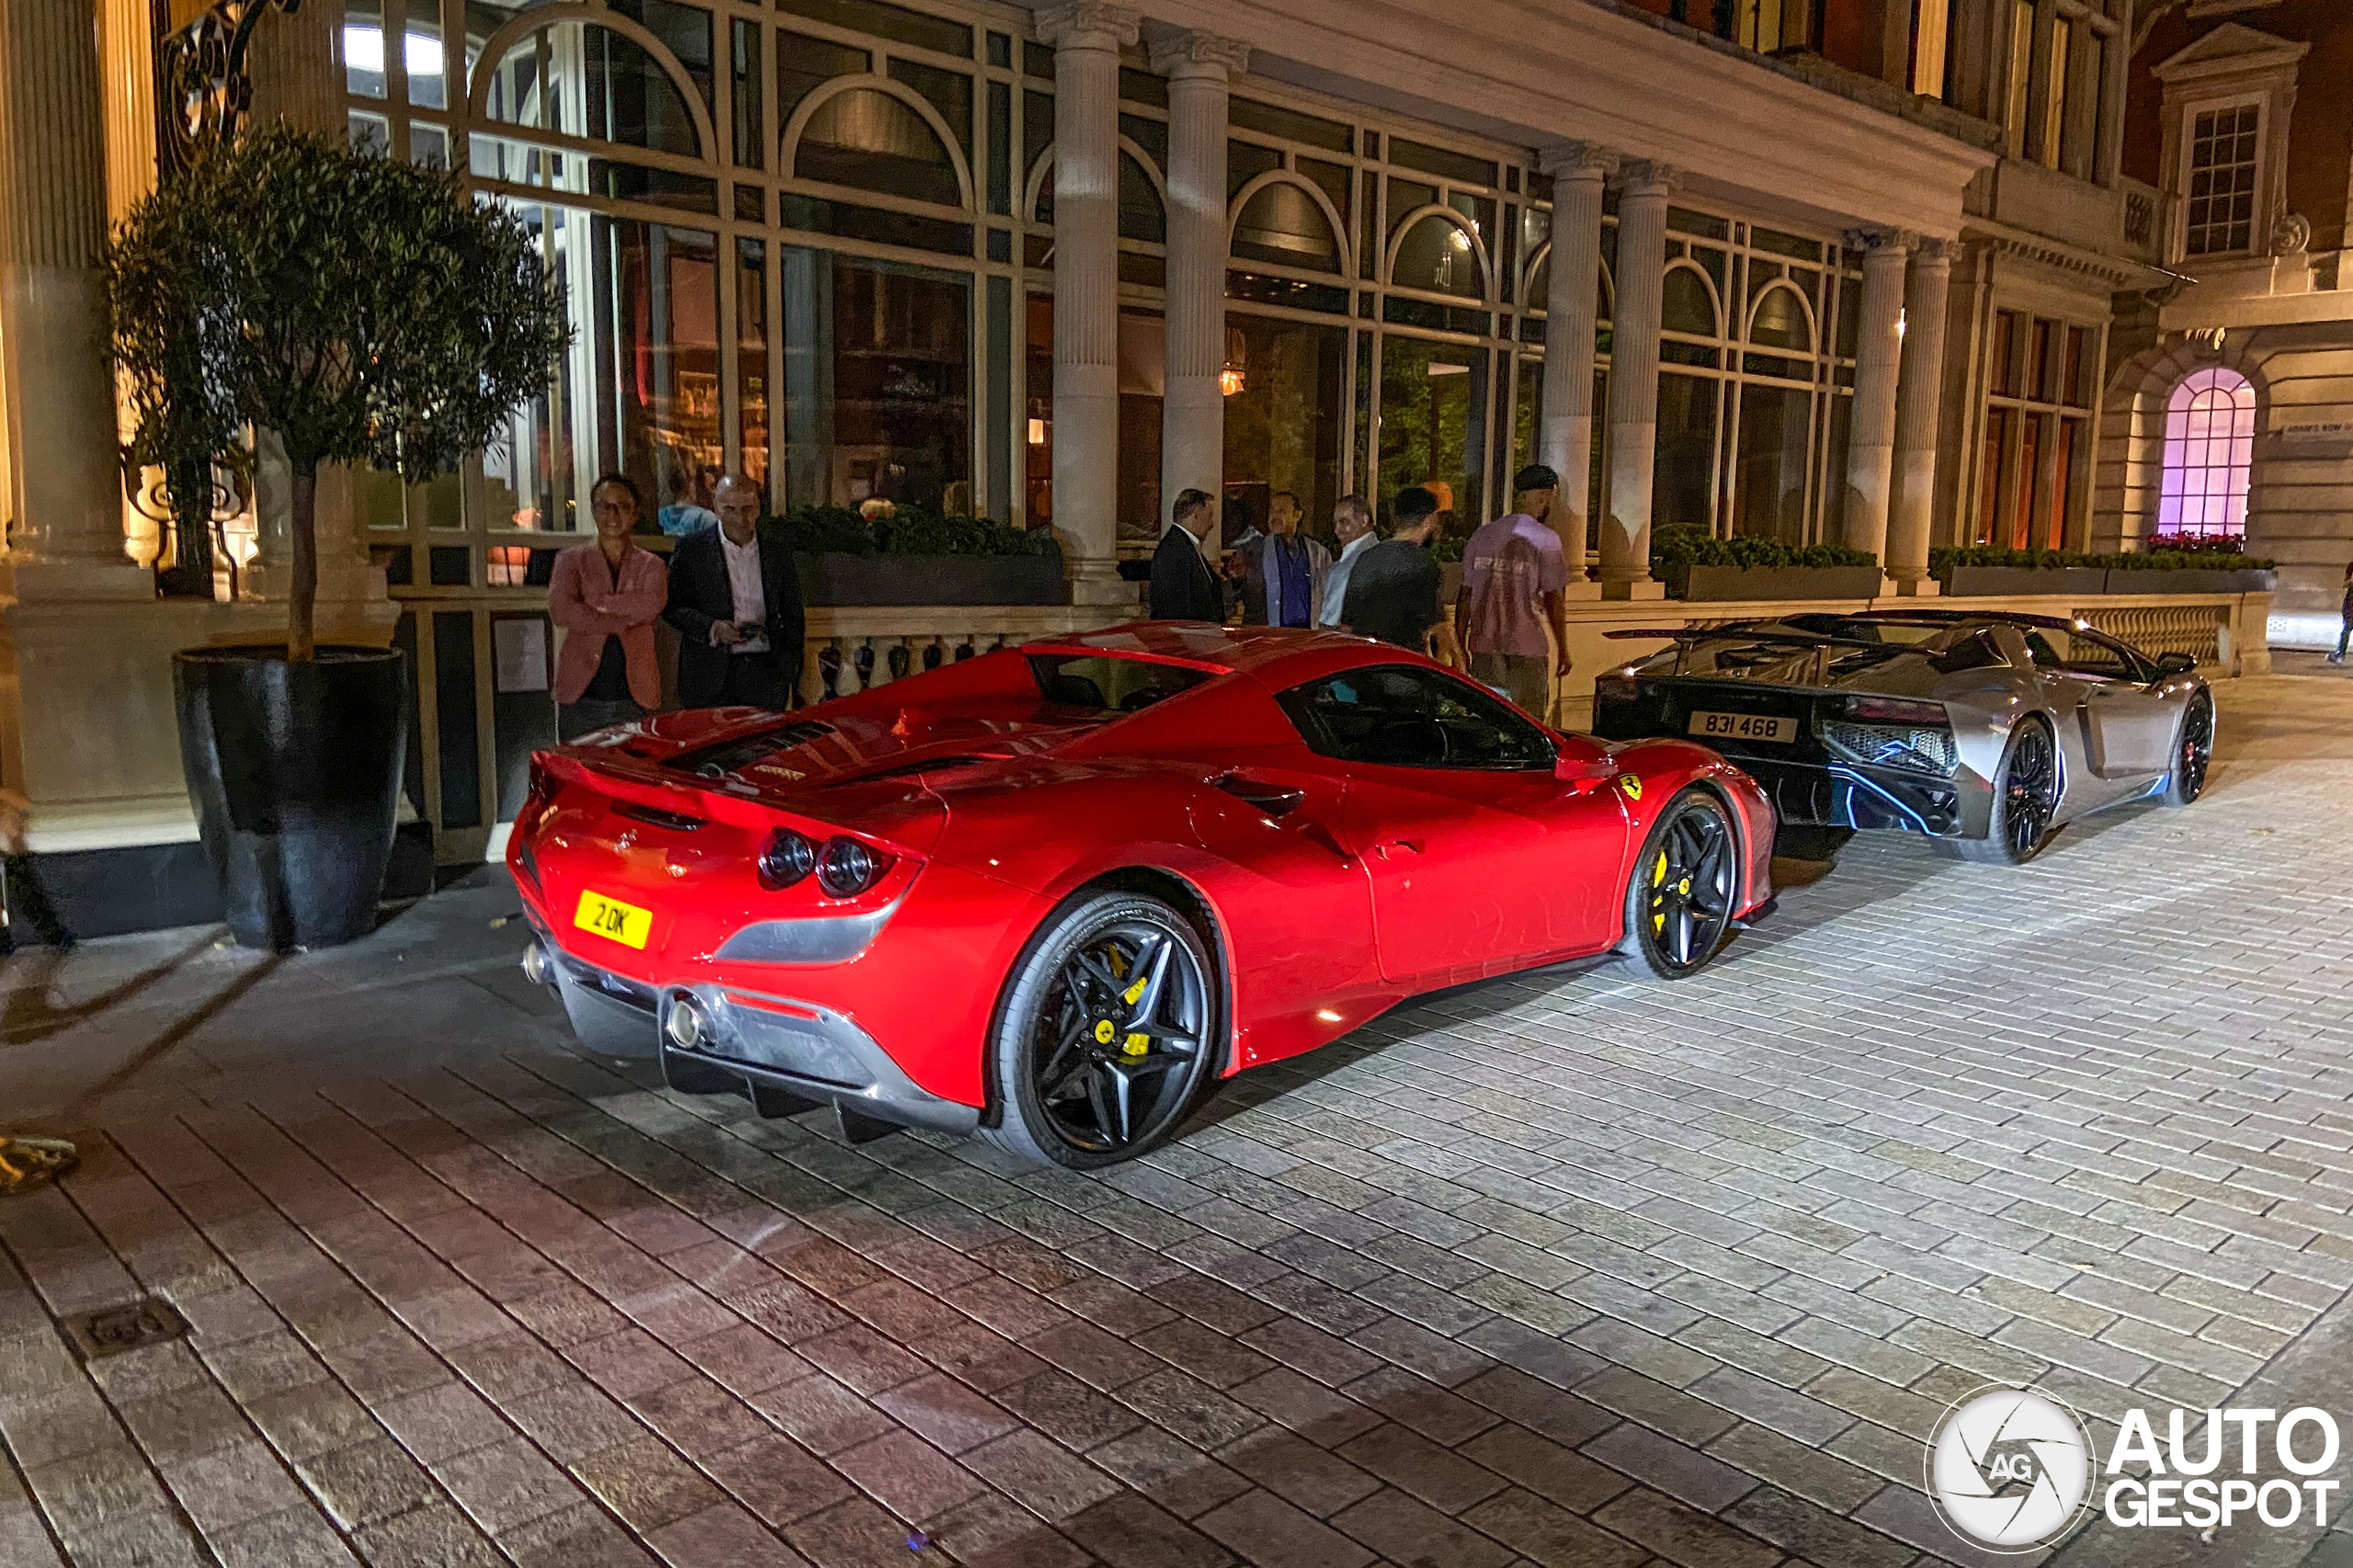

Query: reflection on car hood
<box><xmin>1634</xmin><ymin>642</ymin><xmax>1954</xmax><ymax>701</ymax></box>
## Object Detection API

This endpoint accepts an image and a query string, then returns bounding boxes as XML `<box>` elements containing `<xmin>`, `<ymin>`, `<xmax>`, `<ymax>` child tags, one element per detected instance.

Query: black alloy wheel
<box><xmin>1620</xmin><ymin>790</ymin><xmax>1739</xmax><ymax>980</ymax></box>
<box><xmin>984</xmin><ymin>892</ymin><xmax>1217</xmax><ymax>1167</ymax></box>
<box><xmin>2165</xmin><ymin>692</ymin><xmax>2214</xmax><ymax>807</ymax></box>
<box><xmin>1961</xmin><ymin>719</ymin><xmax>2060</xmax><ymax>865</ymax></box>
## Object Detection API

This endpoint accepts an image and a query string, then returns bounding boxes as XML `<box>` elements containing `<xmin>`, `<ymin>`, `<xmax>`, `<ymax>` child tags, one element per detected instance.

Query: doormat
<box><xmin>62</xmin><ymin>1298</ymin><xmax>190</xmax><ymax>1362</ymax></box>
<box><xmin>0</xmin><ymin>1136</ymin><xmax>77</xmax><ymax>1197</ymax></box>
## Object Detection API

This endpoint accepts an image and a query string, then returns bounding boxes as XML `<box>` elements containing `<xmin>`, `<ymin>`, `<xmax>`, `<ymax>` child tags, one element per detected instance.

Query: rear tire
<box><xmin>1617</xmin><ymin>790</ymin><xmax>1741</xmax><ymax>980</ymax></box>
<box><xmin>1957</xmin><ymin>718</ymin><xmax>2059</xmax><ymax>865</ymax></box>
<box><xmin>980</xmin><ymin>891</ymin><xmax>1221</xmax><ymax>1169</ymax></box>
<box><xmin>2163</xmin><ymin>691</ymin><xmax>2214</xmax><ymax>807</ymax></box>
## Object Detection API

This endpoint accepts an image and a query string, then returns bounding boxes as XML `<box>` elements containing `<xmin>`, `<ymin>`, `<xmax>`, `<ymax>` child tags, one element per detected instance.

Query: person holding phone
<box><xmin>665</xmin><ymin>473</ymin><xmax>805</xmax><ymax>710</ymax></box>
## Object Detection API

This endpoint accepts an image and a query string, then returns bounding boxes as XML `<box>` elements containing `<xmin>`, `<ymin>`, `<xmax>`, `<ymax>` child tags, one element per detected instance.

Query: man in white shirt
<box><xmin>1316</xmin><ymin>495</ymin><xmax>1377</xmax><ymax>629</ymax></box>
<box><xmin>664</xmin><ymin>474</ymin><xmax>805</xmax><ymax>709</ymax></box>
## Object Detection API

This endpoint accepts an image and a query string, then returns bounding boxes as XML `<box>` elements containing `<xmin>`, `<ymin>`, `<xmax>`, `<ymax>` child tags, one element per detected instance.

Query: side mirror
<box><xmin>2153</xmin><ymin>652</ymin><xmax>2196</xmax><ymax>677</ymax></box>
<box><xmin>1555</xmin><ymin>751</ymin><xmax>1620</xmax><ymax>790</ymax></box>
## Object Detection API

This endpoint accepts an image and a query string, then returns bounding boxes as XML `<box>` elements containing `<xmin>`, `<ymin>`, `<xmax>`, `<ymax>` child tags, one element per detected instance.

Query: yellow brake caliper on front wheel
<box><xmin>1651</xmin><ymin>850</ymin><xmax>1669</xmax><ymax>933</ymax></box>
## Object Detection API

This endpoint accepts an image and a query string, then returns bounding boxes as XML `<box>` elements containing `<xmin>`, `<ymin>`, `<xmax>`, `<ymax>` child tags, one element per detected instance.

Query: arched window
<box><xmin>1391</xmin><ymin>213</ymin><xmax>1483</xmax><ymax>299</ymax></box>
<box><xmin>794</xmin><ymin>85</ymin><xmax>961</xmax><ymax>207</ymax></box>
<box><xmin>1747</xmin><ymin>284</ymin><xmax>1813</xmax><ymax>352</ymax></box>
<box><xmin>1661</xmin><ymin>265</ymin><xmax>1718</xmax><ymax>337</ymax></box>
<box><xmin>2158</xmin><ymin>367</ymin><xmax>2255</xmax><ymax>539</ymax></box>
<box><xmin>482</xmin><ymin>22</ymin><xmax>700</xmax><ymax>157</ymax></box>
<box><xmin>1232</xmin><ymin>180</ymin><xmax>1341</xmax><ymax>273</ymax></box>
<box><xmin>1118</xmin><ymin>152</ymin><xmax>1164</xmax><ymax>244</ymax></box>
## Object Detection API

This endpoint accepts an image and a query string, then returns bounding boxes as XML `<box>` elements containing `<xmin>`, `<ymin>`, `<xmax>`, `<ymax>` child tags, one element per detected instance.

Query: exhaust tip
<box><xmin>520</xmin><ymin>940</ymin><xmax>552</xmax><ymax>987</ymax></box>
<box><xmin>664</xmin><ymin>995</ymin><xmax>705</xmax><ymax>1051</ymax></box>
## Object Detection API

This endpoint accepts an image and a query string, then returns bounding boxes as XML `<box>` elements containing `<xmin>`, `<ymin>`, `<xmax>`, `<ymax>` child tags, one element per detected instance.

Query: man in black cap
<box><xmin>1455</xmin><ymin>463</ymin><xmax>1572</xmax><ymax>719</ymax></box>
<box><xmin>1341</xmin><ymin>486</ymin><xmax>1460</xmax><ymax>665</ymax></box>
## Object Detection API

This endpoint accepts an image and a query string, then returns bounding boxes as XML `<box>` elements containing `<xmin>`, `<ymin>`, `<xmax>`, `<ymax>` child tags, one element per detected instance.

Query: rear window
<box><xmin>1029</xmin><ymin>653</ymin><xmax>1213</xmax><ymax>714</ymax></box>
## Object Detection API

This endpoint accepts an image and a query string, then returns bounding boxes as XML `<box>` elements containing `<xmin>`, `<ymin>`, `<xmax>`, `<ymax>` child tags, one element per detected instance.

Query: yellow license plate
<box><xmin>574</xmin><ymin>890</ymin><xmax>653</xmax><ymax>949</ymax></box>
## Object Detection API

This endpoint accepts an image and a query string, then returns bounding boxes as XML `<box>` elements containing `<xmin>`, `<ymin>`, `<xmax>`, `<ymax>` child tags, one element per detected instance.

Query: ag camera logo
<box><xmin>1927</xmin><ymin>1387</ymin><xmax>2093</xmax><ymax>1551</ymax></box>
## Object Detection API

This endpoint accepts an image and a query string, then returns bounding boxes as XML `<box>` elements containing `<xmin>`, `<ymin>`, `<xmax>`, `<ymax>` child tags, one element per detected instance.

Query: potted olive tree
<box><xmin>106</xmin><ymin>127</ymin><xmax>569</xmax><ymax>949</ymax></box>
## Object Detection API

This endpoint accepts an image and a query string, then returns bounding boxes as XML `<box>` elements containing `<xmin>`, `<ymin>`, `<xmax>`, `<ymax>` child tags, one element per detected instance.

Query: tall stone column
<box><xmin>1887</xmin><ymin>237</ymin><xmax>1953</xmax><ymax>596</ymax></box>
<box><xmin>0</xmin><ymin>0</ymin><xmax>149</xmax><ymax>598</ymax></box>
<box><xmin>97</xmin><ymin>0</ymin><xmax>160</xmax><ymax>566</ymax></box>
<box><xmin>1151</xmin><ymin>28</ymin><xmax>1245</xmax><ymax>539</ymax></box>
<box><xmin>1839</xmin><ymin>228</ymin><xmax>1912</xmax><ymax>573</ymax></box>
<box><xmin>1039</xmin><ymin>1</ymin><xmax>1138</xmax><ymax>604</ymax></box>
<box><xmin>1537</xmin><ymin>142</ymin><xmax>1608</xmax><ymax>587</ymax></box>
<box><xmin>1599</xmin><ymin>160</ymin><xmax>1675</xmax><ymax>600</ymax></box>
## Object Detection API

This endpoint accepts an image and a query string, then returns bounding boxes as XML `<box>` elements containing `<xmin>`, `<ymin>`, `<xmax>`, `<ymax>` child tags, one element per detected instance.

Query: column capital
<box><xmin>1036</xmin><ymin>1</ymin><xmax>1139</xmax><ymax>50</ymax></box>
<box><xmin>1147</xmin><ymin>28</ymin><xmax>1248</xmax><ymax>79</ymax></box>
<box><xmin>1615</xmin><ymin>159</ymin><xmax>1680</xmax><ymax>199</ymax></box>
<box><xmin>1845</xmin><ymin>225</ymin><xmax>1917</xmax><ymax>257</ymax></box>
<box><xmin>1911</xmin><ymin>235</ymin><xmax>1957</xmax><ymax>267</ymax></box>
<box><xmin>1538</xmin><ymin>141</ymin><xmax>1614</xmax><ymax>181</ymax></box>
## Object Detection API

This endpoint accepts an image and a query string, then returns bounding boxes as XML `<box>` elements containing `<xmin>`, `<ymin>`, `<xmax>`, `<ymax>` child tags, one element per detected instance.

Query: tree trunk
<box><xmin>290</xmin><ymin>461</ymin><xmax>318</xmax><ymax>663</ymax></box>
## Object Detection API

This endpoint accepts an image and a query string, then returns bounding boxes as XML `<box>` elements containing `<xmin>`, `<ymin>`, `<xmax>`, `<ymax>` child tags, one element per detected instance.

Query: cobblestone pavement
<box><xmin>7</xmin><ymin>655</ymin><xmax>2353</xmax><ymax>1568</ymax></box>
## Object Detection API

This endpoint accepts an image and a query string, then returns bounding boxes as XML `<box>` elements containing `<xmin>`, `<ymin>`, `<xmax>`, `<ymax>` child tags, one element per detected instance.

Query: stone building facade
<box><xmin>0</xmin><ymin>0</ymin><xmax>2173</xmax><ymax>927</ymax></box>
<box><xmin>2107</xmin><ymin>0</ymin><xmax>2353</xmax><ymax>631</ymax></box>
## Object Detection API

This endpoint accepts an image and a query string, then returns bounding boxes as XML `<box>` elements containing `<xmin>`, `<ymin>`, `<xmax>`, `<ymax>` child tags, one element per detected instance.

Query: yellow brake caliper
<box><xmin>1651</xmin><ymin>850</ymin><xmax>1669</xmax><ymax>933</ymax></box>
<box><xmin>1121</xmin><ymin>971</ymin><xmax>1149</xmax><ymax>1055</ymax></box>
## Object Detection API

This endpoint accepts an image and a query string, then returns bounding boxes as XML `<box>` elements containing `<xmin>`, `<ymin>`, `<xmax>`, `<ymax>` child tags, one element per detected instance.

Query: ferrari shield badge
<box><xmin>1619</xmin><ymin>776</ymin><xmax>1643</xmax><ymax>801</ymax></box>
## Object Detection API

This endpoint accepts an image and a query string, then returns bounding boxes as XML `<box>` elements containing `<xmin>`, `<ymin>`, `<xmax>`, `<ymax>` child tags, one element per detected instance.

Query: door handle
<box><xmin>1212</xmin><ymin>772</ymin><xmax>1306</xmax><ymax>819</ymax></box>
<box><xmin>1371</xmin><ymin>839</ymin><xmax>1424</xmax><ymax>858</ymax></box>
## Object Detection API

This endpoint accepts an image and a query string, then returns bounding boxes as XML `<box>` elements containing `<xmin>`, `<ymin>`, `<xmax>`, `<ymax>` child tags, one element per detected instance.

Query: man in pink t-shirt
<box><xmin>1454</xmin><ymin>464</ymin><xmax>1572</xmax><ymax>720</ymax></box>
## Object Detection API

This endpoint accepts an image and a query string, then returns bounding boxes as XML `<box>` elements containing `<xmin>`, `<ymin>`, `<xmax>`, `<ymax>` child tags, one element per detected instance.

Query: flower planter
<box><xmin>1661</xmin><ymin>563</ymin><xmax>1885</xmax><ymax>602</ymax></box>
<box><xmin>2103</xmin><ymin>567</ymin><xmax>2276</xmax><ymax>596</ymax></box>
<box><xmin>173</xmin><ymin>644</ymin><xmax>408</xmax><ymax>951</ymax></box>
<box><xmin>794</xmin><ymin>552</ymin><xmax>1066</xmax><ymax>607</ymax></box>
<box><xmin>1941</xmin><ymin>566</ymin><xmax>2110</xmax><ymax>597</ymax></box>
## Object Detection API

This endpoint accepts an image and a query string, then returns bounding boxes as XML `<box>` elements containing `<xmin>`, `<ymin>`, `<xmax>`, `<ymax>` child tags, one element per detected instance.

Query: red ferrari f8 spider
<box><xmin>510</xmin><ymin>623</ymin><xmax>1777</xmax><ymax>1167</ymax></box>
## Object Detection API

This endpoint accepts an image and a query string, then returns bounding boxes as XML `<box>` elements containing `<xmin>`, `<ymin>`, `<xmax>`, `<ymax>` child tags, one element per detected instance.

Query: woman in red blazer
<box><xmin>549</xmin><ymin>474</ymin><xmax>669</xmax><ymax>740</ymax></box>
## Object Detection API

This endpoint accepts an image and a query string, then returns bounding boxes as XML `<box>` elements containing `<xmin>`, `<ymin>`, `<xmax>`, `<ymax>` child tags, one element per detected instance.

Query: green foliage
<box><xmin>105</xmin><ymin>126</ymin><xmax>570</xmax><ymax>483</ymax></box>
<box><xmin>1930</xmin><ymin>545</ymin><xmax>2278</xmax><ymax>573</ymax></box>
<box><xmin>768</xmin><ymin>505</ymin><xmax>1061</xmax><ymax>559</ymax></box>
<box><xmin>1650</xmin><ymin>528</ymin><xmax>1878</xmax><ymax>570</ymax></box>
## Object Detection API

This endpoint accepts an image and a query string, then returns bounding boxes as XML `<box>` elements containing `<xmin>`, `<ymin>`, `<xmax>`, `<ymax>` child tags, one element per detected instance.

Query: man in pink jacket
<box><xmin>549</xmin><ymin>473</ymin><xmax>668</xmax><ymax>740</ymax></box>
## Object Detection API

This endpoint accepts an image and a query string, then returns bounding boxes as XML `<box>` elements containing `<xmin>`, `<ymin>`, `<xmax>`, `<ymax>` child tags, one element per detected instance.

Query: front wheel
<box><xmin>2163</xmin><ymin>691</ymin><xmax>2214</xmax><ymax>807</ymax></box>
<box><xmin>981</xmin><ymin>891</ymin><xmax>1220</xmax><ymax>1169</ymax></box>
<box><xmin>1957</xmin><ymin>718</ymin><xmax>2059</xmax><ymax>865</ymax></box>
<box><xmin>1618</xmin><ymin>790</ymin><xmax>1741</xmax><ymax>980</ymax></box>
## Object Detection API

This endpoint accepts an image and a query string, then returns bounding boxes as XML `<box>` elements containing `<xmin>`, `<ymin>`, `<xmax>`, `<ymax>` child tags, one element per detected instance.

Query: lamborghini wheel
<box><xmin>2163</xmin><ymin>690</ymin><xmax>2213</xmax><ymax>807</ymax></box>
<box><xmin>1618</xmin><ymin>790</ymin><xmax>1739</xmax><ymax>980</ymax></box>
<box><xmin>1957</xmin><ymin>718</ymin><xmax>2059</xmax><ymax>865</ymax></box>
<box><xmin>982</xmin><ymin>891</ymin><xmax>1220</xmax><ymax>1168</ymax></box>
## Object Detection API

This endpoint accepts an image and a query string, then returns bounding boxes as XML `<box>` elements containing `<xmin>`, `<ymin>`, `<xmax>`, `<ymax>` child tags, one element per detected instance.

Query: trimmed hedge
<box><xmin>767</xmin><ymin>505</ymin><xmax>1061</xmax><ymax>559</ymax></box>
<box><xmin>1652</xmin><ymin>530</ymin><xmax>1877</xmax><ymax>570</ymax></box>
<box><xmin>1930</xmin><ymin>544</ymin><xmax>2276</xmax><ymax>573</ymax></box>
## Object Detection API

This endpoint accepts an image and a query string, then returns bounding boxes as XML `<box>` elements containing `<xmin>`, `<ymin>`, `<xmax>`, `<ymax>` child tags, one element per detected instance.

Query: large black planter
<box><xmin>1661</xmin><ymin>563</ymin><xmax>1885</xmax><ymax>601</ymax></box>
<box><xmin>2104</xmin><ymin>567</ymin><xmax>2276</xmax><ymax>595</ymax></box>
<box><xmin>794</xmin><ymin>552</ymin><xmax>1066</xmax><ymax>607</ymax></box>
<box><xmin>1940</xmin><ymin>565</ymin><xmax>2110</xmax><ymax>597</ymax></box>
<box><xmin>173</xmin><ymin>644</ymin><xmax>408</xmax><ymax>951</ymax></box>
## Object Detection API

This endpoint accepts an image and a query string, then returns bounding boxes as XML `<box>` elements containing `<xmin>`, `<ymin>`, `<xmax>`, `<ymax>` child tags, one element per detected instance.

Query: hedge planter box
<box><xmin>1942</xmin><ymin>565</ymin><xmax>2109</xmax><ymax>597</ymax></box>
<box><xmin>1663</xmin><ymin>563</ymin><xmax>1884</xmax><ymax>601</ymax></box>
<box><xmin>2103</xmin><ymin>567</ymin><xmax>2276</xmax><ymax>596</ymax></box>
<box><xmin>794</xmin><ymin>552</ymin><xmax>1065</xmax><ymax>607</ymax></box>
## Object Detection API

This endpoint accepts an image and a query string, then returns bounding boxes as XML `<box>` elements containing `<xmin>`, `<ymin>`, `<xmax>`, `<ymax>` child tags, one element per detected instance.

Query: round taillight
<box><xmin>816</xmin><ymin>836</ymin><xmax>893</xmax><ymax>898</ymax></box>
<box><xmin>758</xmin><ymin>830</ymin><xmax>816</xmax><ymax>889</ymax></box>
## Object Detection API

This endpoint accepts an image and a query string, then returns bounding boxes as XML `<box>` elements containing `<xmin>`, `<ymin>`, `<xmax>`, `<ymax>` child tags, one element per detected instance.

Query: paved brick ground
<box><xmin>7</xmin><ymin>654</ymin><xmax>2353</xmax><ymax>1568</ymax></box>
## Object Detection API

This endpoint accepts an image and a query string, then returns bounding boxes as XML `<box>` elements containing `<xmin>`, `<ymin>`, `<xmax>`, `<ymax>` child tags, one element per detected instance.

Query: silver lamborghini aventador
<box><xmin>1591</xmin><ymin>609</ymin><xmax>2215</xmax><ymax>865</ymax></box>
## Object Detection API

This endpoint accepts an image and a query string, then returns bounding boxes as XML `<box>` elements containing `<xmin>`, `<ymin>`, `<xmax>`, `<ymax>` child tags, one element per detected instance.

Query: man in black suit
<box><xmin>1148</xmin><ymin>488</ymin><xmax>1223</xmax><ymax>621</ymax></box>
<box><xmin>664</xmin><ymin>474</ymin><xmax>804</xmax><ymax>709</ymax></box>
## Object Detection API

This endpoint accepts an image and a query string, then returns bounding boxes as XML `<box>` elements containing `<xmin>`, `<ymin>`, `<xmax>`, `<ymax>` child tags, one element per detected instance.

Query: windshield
<box><xmin>1029</xmin><ymin>653</ymin><xmax>1214</xmax><ymax>714</ymax></box>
